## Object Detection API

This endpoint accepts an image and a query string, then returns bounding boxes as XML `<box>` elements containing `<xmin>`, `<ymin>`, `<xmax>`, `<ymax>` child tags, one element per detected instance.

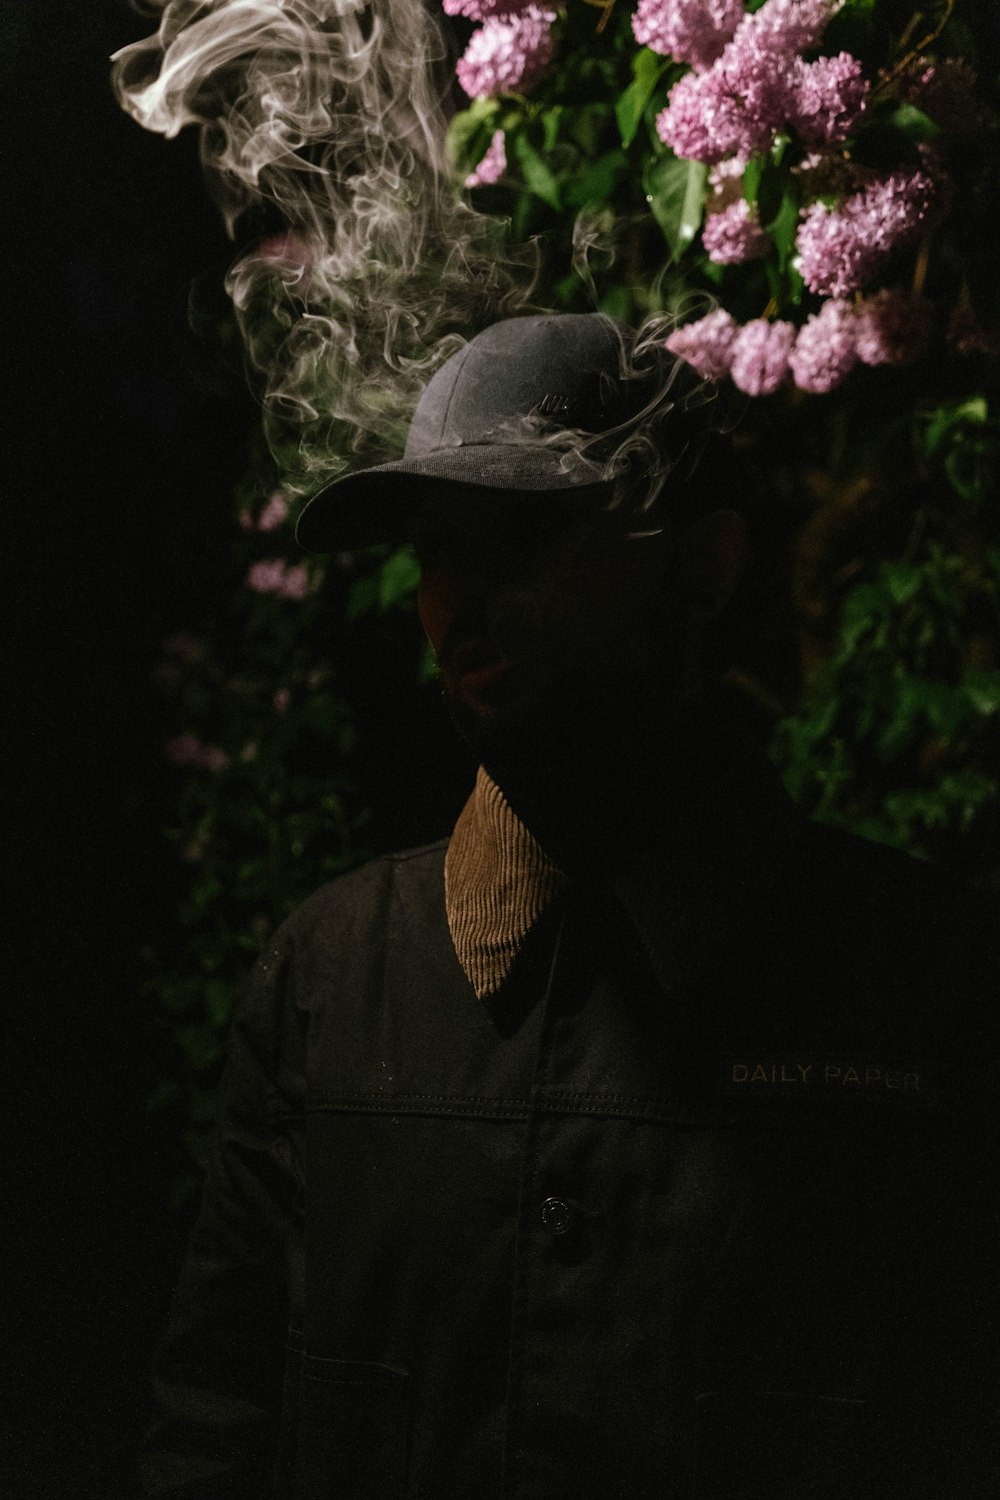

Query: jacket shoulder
<box><xmin>249</xmin><ymin>838</ymin><xmax>449</xmax><ymax>1002</ymax></box>
<box><xmin>280</xmin><ymin>838</ymin><xmax>448</xmax><ymax>942</ymax></box>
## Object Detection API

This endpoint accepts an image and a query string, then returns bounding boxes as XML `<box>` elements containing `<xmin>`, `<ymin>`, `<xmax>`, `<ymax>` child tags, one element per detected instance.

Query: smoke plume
<box><xmin>112</xmin><ymin>0</ymin><xmax>535</xmax><ymax>495</ymax></box>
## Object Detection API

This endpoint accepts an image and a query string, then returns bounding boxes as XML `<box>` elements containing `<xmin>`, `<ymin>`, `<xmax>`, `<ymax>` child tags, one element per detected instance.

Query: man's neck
<box><xmin>479</xmin><ymin>686</ymin><xmax>751</xmax><ymax>878</ymax></box>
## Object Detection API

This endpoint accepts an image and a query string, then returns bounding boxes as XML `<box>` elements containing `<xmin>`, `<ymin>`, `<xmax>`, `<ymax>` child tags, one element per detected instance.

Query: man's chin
<box><xmin>442</xmin><ymin>671</ymin><xmax>637</xmax><ymax>789</ymax></box>
<box><xmin>442</xmin><ymin>691</ymin><xmax>534</xmax><ymax>768</ymax></box>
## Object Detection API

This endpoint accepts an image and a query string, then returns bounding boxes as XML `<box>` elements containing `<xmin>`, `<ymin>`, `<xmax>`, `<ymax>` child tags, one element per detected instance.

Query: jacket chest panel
<box><xmin>289</xmin><ymin>855</ymin><xmax>974</xmax><ymax>1499</ymax></box>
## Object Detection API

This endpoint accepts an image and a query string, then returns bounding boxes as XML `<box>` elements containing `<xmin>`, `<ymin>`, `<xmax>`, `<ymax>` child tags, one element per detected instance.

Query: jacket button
<box><xmin>540</xmin><ymin>1196</ymin><xmax>573</xmax><ymax>1236</ymax></box>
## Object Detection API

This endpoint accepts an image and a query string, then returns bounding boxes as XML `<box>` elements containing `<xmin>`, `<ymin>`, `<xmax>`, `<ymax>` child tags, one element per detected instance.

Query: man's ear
<box><xmin>683</xmin><ymin>508</ymin><xmax>748</xmax><ymax>622</ymax></box>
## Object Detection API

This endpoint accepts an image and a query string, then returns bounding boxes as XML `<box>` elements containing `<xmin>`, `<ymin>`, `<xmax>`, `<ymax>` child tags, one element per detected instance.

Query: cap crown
<box><xmin>405</xmin><ymin>314</ymin><xmax>629</xmax><ymax>458</ymax></box>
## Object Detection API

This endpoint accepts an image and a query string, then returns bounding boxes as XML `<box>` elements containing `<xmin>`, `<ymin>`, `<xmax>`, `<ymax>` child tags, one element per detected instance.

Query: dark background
<box><xmin>9</xmin><ymin>5</ymin><xmax>248</xmax><ymax>1493</ymax></box>
<box><xmin>6</xmin><ymin>4</ymin><xmax>467</xmax><ymax>1493</ymax></box>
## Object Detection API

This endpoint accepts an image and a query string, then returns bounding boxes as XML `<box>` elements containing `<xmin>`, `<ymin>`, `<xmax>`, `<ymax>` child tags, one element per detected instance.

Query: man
<box><xmin>142</xmin><ymin>314</ymin><xmax>995</xmax><ymax>1499</ymax></box>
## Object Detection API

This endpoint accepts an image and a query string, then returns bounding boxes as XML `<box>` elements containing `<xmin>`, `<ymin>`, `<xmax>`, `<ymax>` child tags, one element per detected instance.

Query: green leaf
<box><xmin>755</xmin><ymin>162</ymin><xmax>784</xmax><ymax>227</ymax></box>
<box><xmin>887</xmin><ymin>103</ymin><xmax>940</xmax><ymax>142</ymax></box>
<box><xmin>923</xmin><ymin>398</ymin><xmax>988</xmax><ymax>457</ymax></box>
<box><xmin>881</xmin><ymin>561</ymin><xmax>924</xmax><ymax>606</ymax></box>
<box><xmin>513</xmin><ymin>131</ymin><xmax>562</xmax><ymax>210</ymax></box>
<box><xmin>541</xmin><ymin>106</ymin><xmax>564</xmax><ymax>155</ymax></box>
<box><xmin>445</xmin><ymin>98</ymin><xmax>501</xmax><ymax>176</ymax></box>
<box><xmin>963</xmin><ymin>670</ymin><xmax>1000</xmax><ymax>716</ymax></box>
<box><xmin>784</xmin><ymin>261</ymin><xmax>805</xmax><ymax>305</ymax></box>
<box><xmin>564</xmin><ymin>149</ymin><xmax>629</xmax><ymax>209</ymax></box>
<box><xmin>923</xmin><ymin>681</ymin><xmax>973</xmax><ymax>737</ymax></box>
<box><xmin>643</xmin><ymin>153</ymin><xmax>707</xmax><ymax>261</ymax></box>
<box><xmin>615</xmin><ymin>48</ymin><xmax>667</xmax><ymax>149</ymax></box>
<box><xmin>765</xmin><ymin>187</ymin><xmax>800</xmax><ymax>271</ymax></box>
<box><xmin>346</xmin><ymin>572</ymin><xmax>379</xmax><ymax>623</ymax></box>
<box><xmin>945</xmin><ymin>435</ymin><xmax>994</xmax><ymax>506</ymax></box>
<box><xmin>377</xmin><ymin>547</ymin><xmax>420</xmax><ymax>612</ymax></box>
<box><xmin>599</xmin><ymin>284</ymin><xmax>634</xmax><ymax>322</ymax></box>
<box><xmin>418</xmin><ymin>641</ymin><xmax>439</xmax><ymax>685</ymax></box>
<box><xmin>567</xmin><ymin>102</ymin><xmax>613</xmax><ymax>158</ymax></box>
<box><xmin>742</xmin><ymin>158</ymin><xmax>763</xmax><ymax>207</ymax></box>
<box><xmin>205</xmin><ymin>979</ymin><xmax>234</xmax><ymax>1029</ymax></box>
<box><xmin>837</xmin><ymin>583</ymin><xmax>884</xmax><ymax>656</ymax></box>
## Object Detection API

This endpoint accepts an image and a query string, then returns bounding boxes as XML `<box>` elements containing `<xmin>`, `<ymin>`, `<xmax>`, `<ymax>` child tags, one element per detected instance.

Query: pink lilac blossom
<box><xmin>795</xmin><ymin>201</ymin><xmax>881</xmax><ymax>295</ymax></box>
<box><xmin>702</xmin><ymin>197</ymin><xmax>768</xmax><ymax>263</ymax></box>
<box><xmin>854</xmin><ymin>289</ymin><xmax>932</xmax><ymax>366</ymax></box>
<box><xmin>465</xmin><ymin>129</ymin><xmax>507</xmax><ymax>187</ymax></box>
<box><xmin>902</xmin><ymin>56</ymin><xmax>981</xmax><ymax>134</ymax></box>
<box><xmin>246</xmin><ymin>559</ymin><xmax>313</xmax><ymax>600</ymax></box>
<box><xmin>788</xmin><ymin>298</ymin><xmax>857</xmax><ymax>392</ymax></box>
<box><xmin>708</xmin><ymin>155</ymin><xmax>746</xmax><ymax>201</ymax></box>
<box><xmin>240</xmin><ymin>491</ymin><xmax>290</xmax><ymax>532</ymax></box>
<box><xmin>657</xmin><ymin>0</ymin><xmax>840</xmax><ymax>161</ymax></box>
<box><xmin>164</xmin><ymin>734</ymin><xmax>229</xmax><ymax>773</ymax></box>
<box><xmin>791</xmin><ymin>52</ymin><xmax>870</xmax><ymax>145</ymax></box>
<box><xmin>729</xmin><ymin>318</ymin><xmax>796</xmax><ymax>395</ymax></box>
<box><xmin>455</xmin><ymin>7</ymin><xmax>556</xmax><ymax>99</ymax></box>
<box><xmin>656</xmin><ymin>0</ymin><xmax>863</xmax><ymax>162</ymax></box>
<box><xmin>664</xmin><ymin>308</ymin><xmax>738</xmax><ymax>378</ymax></box>
<box><xmin>656</xmin><ymin>67</ymin><xmax>756</xmax><ymax>162</ymax></box>
<box><xmin>715</xmin><ymin>29</ymin><xmax>800</xmax><ymax>139</ymax></box>
<box><xmin>443</xmin><ymin>0</ymin><xmax>536</xmax><ymax>17</ymax></box>
<box><xmin>632</xmin><ymin>0</ymin><xmax>743</xmax><ymax>73</ymax></box>
<box><xmin>745</xmin><ymin>0</ymin><xmax>834</xmax><ymax>56</ymax></box>
<box><xmin>796</xmin><ymin>168</ymin><xmax>939</xmax><ymax>296</ymax></box>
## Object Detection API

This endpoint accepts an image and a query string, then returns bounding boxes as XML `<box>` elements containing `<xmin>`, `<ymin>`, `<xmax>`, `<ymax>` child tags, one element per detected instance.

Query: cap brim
<box><xmin>295</xmin><ymin>444</ymin><xmax>609</xmax><ymax>552</ymax></box>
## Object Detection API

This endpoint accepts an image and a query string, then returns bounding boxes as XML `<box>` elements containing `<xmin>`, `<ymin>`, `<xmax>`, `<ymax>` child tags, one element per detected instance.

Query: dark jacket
<box><xmin>141</xmin><ymin>765</ymin><xmax>997</xmax><ymax>1499</ymax></box>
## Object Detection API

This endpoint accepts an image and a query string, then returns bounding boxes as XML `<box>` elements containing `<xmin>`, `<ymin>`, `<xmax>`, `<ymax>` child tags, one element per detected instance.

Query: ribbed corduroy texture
<box><xmin>445</xmin><ymin>767</ymin><xmax>568</xmax><ymax>999</ymax></box>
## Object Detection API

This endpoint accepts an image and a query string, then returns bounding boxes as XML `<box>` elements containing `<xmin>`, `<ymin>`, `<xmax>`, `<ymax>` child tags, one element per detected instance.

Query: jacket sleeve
<box><xmin>139</xmin><ymin>930</ymin><xmax>306</xmax><ymax>1500</ymax></box>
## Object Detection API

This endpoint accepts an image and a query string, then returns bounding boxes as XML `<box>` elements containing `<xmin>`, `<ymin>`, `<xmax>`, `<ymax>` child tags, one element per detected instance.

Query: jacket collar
<box><xmin>445</xmin><ymin>708</ymin><xmax>804</xmax><ymax>1005</ymax></box>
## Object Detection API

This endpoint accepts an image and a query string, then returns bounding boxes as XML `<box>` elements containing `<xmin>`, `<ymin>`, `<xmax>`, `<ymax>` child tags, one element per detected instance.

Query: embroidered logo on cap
<box><xmin>534</xmin><ymin>393</ymin><xmax>575</xmax><ymax>417</ymax></box>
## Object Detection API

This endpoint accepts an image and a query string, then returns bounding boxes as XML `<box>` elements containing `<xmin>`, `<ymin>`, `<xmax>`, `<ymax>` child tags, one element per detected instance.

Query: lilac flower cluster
<box><xmin>455</xmin><ymin>6</ymin><xmax>556</xmax><ymax>99</ymax></box>
<box><xmin>664</xmin><ymin>307</ymin><xmax>737</xmax><ymax>378</ymax></box>
<box><xmin>729</xmin><ymin>318</ymin><xmax>797</xmax><ymax>395</ymax></box>
<box><xmin>656</xmin><ymin>0</ymin><xmax>869</xmax><ymax>163</ymax></box>
<box><xmin>165</xmin><ymin>734</ymin><xmax>229</xmax><ymax>773</ymax></box>
<box><xmin>443</xmin><ymin>0</ymin><xmax>538</xmax><ymax>16</ymax></box>
<box><xmin>787</xmin><ymin>298</ymin><xmax>856</xmax><ymax>392</ymax></box>
<box><xmin>702</xmin><ymin>197</ymin><xmax>768</xmax><ymax>264</ymax></box>
<box><xmin>246</xmin><ymin>559</ymin><xmax>313</xmax><ymax>600</ymax></box>
<box><xmin>791</xmin><ymin>52</ymin><xmax>868</xmax><ymax>146</ymax></box>
<box><xmin>796</xmin><ymin>168</ymin><xmax>938</xmax><ymax>297</ymax></box>
<box><xmin>632</xmin><ymin>0</ymin><xmax>743</xmax><ymax>74</ymax></box>
<box><xmin>465</xmin><ymin>129</ymin><xmax>507</xmax><ymax>187</ymax></box>
<box><xmin>239</xmin><ymin>491</ymin><xmax>290</xmax><ymax>532</ymax></box>
<box><xmin>667</xmin><ymin>288</ymin><xmax>932</xmax><ymax>395</ymax></box>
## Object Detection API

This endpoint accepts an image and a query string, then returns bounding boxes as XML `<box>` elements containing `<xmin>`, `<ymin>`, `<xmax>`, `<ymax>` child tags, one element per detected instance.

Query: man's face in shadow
<box><xmin>411</xmin><ymin>485</ymin><xmax>697</xmax><ymax>785</ymax></box>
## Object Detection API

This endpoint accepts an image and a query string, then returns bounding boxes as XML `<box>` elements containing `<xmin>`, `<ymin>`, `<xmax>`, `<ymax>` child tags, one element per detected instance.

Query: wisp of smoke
<box><xmin>112</xmin><ymin>0</ymin><xmax>537</xmax><ymax>494</ymax></box>
<box><xmin>112</xmin><ymin>1</ymin><xmax>726</xmax><ymax>517</ymax></box>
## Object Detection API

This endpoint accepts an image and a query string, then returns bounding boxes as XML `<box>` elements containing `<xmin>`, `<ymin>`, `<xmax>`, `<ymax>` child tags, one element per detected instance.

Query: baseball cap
<box><xmin>295</xmin><ymin>313</ymin><xmax>644</xmax><ymax>552</ymax></box>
